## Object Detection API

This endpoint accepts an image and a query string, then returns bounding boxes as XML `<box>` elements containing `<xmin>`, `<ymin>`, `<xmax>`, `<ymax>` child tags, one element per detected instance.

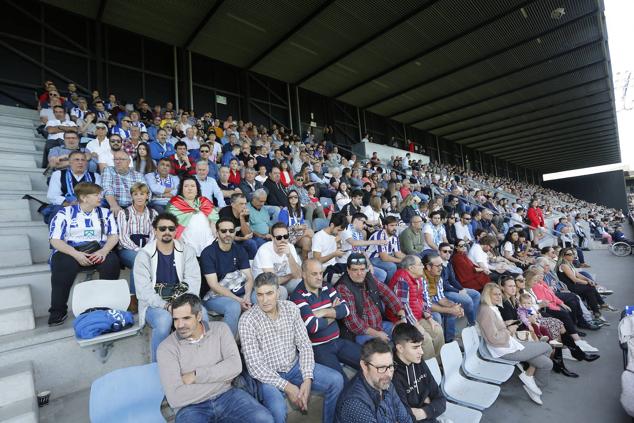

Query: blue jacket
<box><xmin>441</xmin><ymin>262</ymin><xmax>463</xmax><ymax>294</ymax></box>
<box><xmin>149</xmin><ymin>141</ymin><xmax>175</xmax><ymax>162</ymax></box>
<box><xmin>335</xmin><ymin>373</ymin><xmax>413</xmax><ymax>423</ymax></box>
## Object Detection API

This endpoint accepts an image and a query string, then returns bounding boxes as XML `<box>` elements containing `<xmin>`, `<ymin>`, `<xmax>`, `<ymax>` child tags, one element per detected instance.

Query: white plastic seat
<box><xmin>440</xmin><ymin>341</ymin><xmax>500</xmax><ymax>410</ymax></box>
<box><xmin>425</xmin><ymin>357</ymin><xmax>482</xmax><ymax>423</ymax></box>
<box><xmin>71</xmin><ymin>279</ymin><xmax>140</xmax><ymax>348</ymax></box>
<box><xmin>462</xmin><ymin>327</ymin><xmax>514</xmax><ymax>384</ymax></box>
<box><xmin>475</xmin><ymin>325</ymin><xmax>519</xmax><ymax>366</ymax></box>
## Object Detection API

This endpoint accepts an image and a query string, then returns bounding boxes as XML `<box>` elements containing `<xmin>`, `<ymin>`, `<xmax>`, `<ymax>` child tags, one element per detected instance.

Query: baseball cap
<box><xmin>95</xmin><ymin>122</ymin><xmax>107</xmax><ymax>129</ymax></box>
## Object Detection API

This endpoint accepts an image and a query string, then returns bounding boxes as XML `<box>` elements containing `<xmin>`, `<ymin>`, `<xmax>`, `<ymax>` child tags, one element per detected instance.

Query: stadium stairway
<box><xmin>0</xmin><ymin>106</ymin><xmax>148</xmax><ymax>422</ymax></box>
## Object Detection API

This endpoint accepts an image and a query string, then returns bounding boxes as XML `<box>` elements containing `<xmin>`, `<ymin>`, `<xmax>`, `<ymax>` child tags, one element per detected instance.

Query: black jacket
<box><xmin>263</xmin><ymin>178</ymin><xmax>287</xmax><ymax>207</ymax></box>
<box><xmin>392</xmin><ymin>354</ymin><xmax>446</xmax><ymax>423</ymax></box>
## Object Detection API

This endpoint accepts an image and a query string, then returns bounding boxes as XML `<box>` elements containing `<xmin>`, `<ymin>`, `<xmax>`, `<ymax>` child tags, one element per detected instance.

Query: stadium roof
<box><xmin>43</xmin><ymin>0</ymin><xmax>621</xmax><ymax>173</ymax></box>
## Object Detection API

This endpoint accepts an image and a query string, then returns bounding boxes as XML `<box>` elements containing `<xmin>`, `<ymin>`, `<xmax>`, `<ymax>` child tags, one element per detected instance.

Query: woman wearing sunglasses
<box><xmin>277</xmin><ymin>189</ymin><xmax>313</xmax><ymax>260</ymax></box>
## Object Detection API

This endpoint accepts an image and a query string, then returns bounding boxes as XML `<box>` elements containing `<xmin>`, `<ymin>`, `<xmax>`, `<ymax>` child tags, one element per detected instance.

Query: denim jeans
<box><xmin>264</xmin><ymin>205</ymin><xmax>280</xmax><ymax>222</ymax></box>
<box><xmin>146</xmin><ymin>306</ymin><xmax>209</xmax><ymax>362</ymax></box>
<box><xmin>370</xmin><ymin>258</ymin><xmax>397</xmax><ymax>284</ymax></box>
<box><xmin>355</xmin><ymin>320</ymin><xmax>394</xmax><ymax>345</ymax></box>
<box><xmin>259</xmin><ymin>361</ymin><xmax>343</xmax><ymax>423</ymax></box>
<box><xmin>444</xmin><ymin>289</ymin><xmax>480</xmax><ymax>326</ymax></box>
<box><xmin>432</xmin><ymin>311</ymin><xmax>457</xmax><ymax>343</ymax></box>
<box><xmin>237</xmin><ymin>238</ymin><xmax>259</xmax><ymax>260</ymax></box>
<box><xmin>118</xmin><ymin>248</ymin><xmax>138</xmax><ymax>294</ymax></box>
<box><xmin>203</xmin><ymin>295</ymin><xmax>242</xmax><ymax>337</ymax></box>
<box><xmin>371</xmin><ymin>266</ymin><xmax>388</xmax><ymax>284</ymax></box>
<box><xmin>175</xmin><ymin>387</ymin><xmax>273</xmax><ymax>423</ymax></box>
<box><xmin>313</xmin><ymin>338</ymin><xmax>361</xmax><ymax>381</ymax></box>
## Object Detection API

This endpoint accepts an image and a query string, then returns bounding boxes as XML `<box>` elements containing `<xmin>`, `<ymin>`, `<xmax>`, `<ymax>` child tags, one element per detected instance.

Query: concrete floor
<box><xmin>36</xmin><ymin>246</ymin><xmax>633</xmax><ymax>423</ymax></box>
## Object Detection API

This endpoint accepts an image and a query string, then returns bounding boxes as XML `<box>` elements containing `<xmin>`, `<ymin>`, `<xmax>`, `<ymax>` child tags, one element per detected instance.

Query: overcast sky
<box><xmin>604</xmin><ymin>0</ymin><xmax>632</xmax><ymax>168</ymax></box>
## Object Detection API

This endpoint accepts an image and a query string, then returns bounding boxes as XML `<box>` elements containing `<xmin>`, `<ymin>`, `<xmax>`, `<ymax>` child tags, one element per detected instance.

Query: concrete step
<box><xmin>0</xmin><ymin>172</ymin><xmax>34</xmax><ymax>191</ymax></box>
<box><xmin>0</xmin><ymin>317</ymin><xmax>148</xmax><ymax>400</ymax></box>
<box><xmin>0</xmin><ymin>264</ymin><xmax>50</xmax><ymax>318</ymax></box>
<box><xmin>0</xmin><ymin>152</ymin><xmax>37</xmax><ymax>168</ymax></box>
<box><xmin>0</xmin><ymin>199</ymin><xmax>35</xmax><ymax>223</ymax></box>
<box><xmin>0</xmin><ymin>116</ymin><xmax>38</xmax><ymax>129</ymax></box>
<box><xmin>0</xmin><ymin>361</ymin><xmax>38</xmax><ymax>423</ymax></box>
<box><xmin>0</xmin><ymin>105</ymin><xmax>39</xmax><ymax>119</ymax></box>
<box><xmin>0</xmin><ymin>221</ymin><xmax>50</xmax><ymax>264</ymax></box>
<box><xmin>0</xmin><ymin>127</ymin><xmax>37</xmax><ymax>139</ymax></box>
<box><xmin>0</xmin><ymin>138</ymin><xmax>38</xmax><ymax>152</ymax></box>
<box><xmin>0</xmin><ymin>285</ymin><xmax>35</xmax><ymax>336</ymax></box>
<box><xmin>0</xmin><ymin>234</ymin><xmax>33</xmax><ymax>267</ymax></box>
<box><xmin>0</xmin><ymin>167</ymin><xmax>48</xmax><ymax>191</ymax></box>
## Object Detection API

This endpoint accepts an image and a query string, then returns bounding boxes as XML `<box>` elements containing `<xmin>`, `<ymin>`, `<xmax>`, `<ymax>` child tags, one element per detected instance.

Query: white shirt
<box><xmin>468</xmin><ymin>243</ymin><xmax>489</xmax><ymax>271</ymax></box>
<box><xmin>362</xmin><ymin>205</ymin><xmax>381</xmax><ymax>225</ymax></box>
<box><xmin>312</xmin><ymin>230</ymin><xmax>338</xmax><ymax>269</ymax></box>
<box><xmin>45</xmin><ymin>119</ymin><xmax>77</xmax><ymax>141</ymax></box>
<box><xmin>454</xmin><ymin>221</ymin><xmax>473</xmax><ymax>242</ymax></box>
<box><xmin>423</xmin><ymin>223</ymin><xmax>446</xmax><ymax>250</ymax></box>
<box><xmin>98</xmin><ymin>149</ymin><xmax>134</xmax><ymax>168</ymax></box>
<box><xmin>85</xmin><ymin>137</ymin><xmax>111</xmax><ymax>159</ymax></box>
<box><xmin>252</xmin><ymin>241</ymin><xmax>301</xmax><ymax>279</ymax></box>
<box><xmin>49</xmin><ymin>205</ymin><xmax>117</xmax><ymax>248</ymax></box>
<box><xmin>47</xmin><ymin>170</ymin><xmax>102</xmax><ymax>205</ymax></box>
<box><xmin>182</xmin><ymin>136</ymin><xmax>200</xmax><ymax>151</ymax></box>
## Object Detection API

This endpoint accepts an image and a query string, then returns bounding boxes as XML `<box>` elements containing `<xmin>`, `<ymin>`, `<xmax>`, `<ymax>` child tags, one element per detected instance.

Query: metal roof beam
<box><xmin>463</xmin><ymin>113</ymin><xmax>614</xmax><ymax>148</ymax></box>
<box><xmin>332</xmin><ymin>0</ymin><xmax>537</xmax><ymax>99</ymax></box>
<box><xmin>453</xmin><ymin>101</ymin><xmax>613</xmax><ymax>145</ymax></box>
<box><xmin>294</xmin><ymin>0</ymin><xmax>441</xmax><ymax>86</ymax></box>
<box><xmin>514</xmin><ymin>145</ymin><xmax>620</xmax><ymax>163</ymax></box>
<box><xmin>96</xmin><ymin>0</ymin><xmax>108</xmax><ymax>21</ymax></box>
<box><xmin>409</xmin><ymin>61</ymin><xmax>606</xmax><ymax>128</ymax></box>
<box><xmin>443</xmin><ymin>90</ymin><xmax>611</xmax><ymax>140</ymax></box>
<box><xmin>183</xmin><ymin>0</ymin><xmax>226</xmax><ymax>49</ymax></box>
<box><xmin>247</xmin><ymin>0</ymin><xmax>336</xmax><ymax>70</ymax></box>
<box><xmin>519</xmin><ymin>153</ymin><xmax>621</xmax><ymax>169</ymax></box>
<box><xmin>488</xmin><ymin>129</ymin><xmax>617</xmax><ymax>155</ymax></box>
<box><xmin>374</xmin><ymin>13</ymin><xmax>600</xmax><ymax>113</ymax></box>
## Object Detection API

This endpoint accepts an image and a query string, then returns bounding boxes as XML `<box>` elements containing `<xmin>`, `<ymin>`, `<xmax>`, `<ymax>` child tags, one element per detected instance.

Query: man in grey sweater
<box><xmin>157</xmin><ymin>293</ymin><xmax>273</xmax><ymax>423</ymax></box>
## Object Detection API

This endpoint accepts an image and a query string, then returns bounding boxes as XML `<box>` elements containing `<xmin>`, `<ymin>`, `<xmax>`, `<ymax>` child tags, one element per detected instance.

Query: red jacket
<box><xmin>527</xmin><ymin>207</ymin><xmax>544</xmax><ymax>228</ymax></box>
<box><xmin>450</xmin><ymin>252</ymin><xmax>490</xmax><ymax>291</ymax></box>
<box><xmin>387</xmin><ymin>268</ymin><xmax>427</xmax><ymax>322</ymax></box>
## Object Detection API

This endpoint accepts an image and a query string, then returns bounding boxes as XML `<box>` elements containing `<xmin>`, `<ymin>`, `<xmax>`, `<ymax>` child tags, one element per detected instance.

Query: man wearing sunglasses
<box><xmin>335</xmin><ymin>338</ymin><xmax>412</xmax><ymax>423</ymax></box>
<box><xmin>438</xmin><ymin>242</ymin><xmax>480</xmax><ymax>328</ymax></box>
<box><xmin>200</xmin><ymin>218</ymin><xmax>253</xmax><ymax>337</ymax></box>
<box><xmin>252</xmin><ymin>222</ymin><xmax>302</xmax><ymax>297</ymax></box>
<box><xmin>454</xmin><ymin>212</ymin><xmax>474</xmax><ymax>244</ymax></box>
<box><xmin>134</xmin><ymin>212</ymin><xmax>206</xmax><ymax>361</ymax></box>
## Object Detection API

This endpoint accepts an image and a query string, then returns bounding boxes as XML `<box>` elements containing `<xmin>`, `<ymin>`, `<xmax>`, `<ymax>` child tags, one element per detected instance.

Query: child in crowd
<box><xmin>517</xmin><ymin>293</ymin><xmax>551</xmax><ymax>343</ymax></box>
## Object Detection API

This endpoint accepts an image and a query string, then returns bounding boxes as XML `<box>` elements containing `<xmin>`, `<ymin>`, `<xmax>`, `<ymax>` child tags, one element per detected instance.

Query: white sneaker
<box><xmin>549</xmin><ymin>339</ymin><xmax>563</xmax><ymax>348</ymax></box>
<box><xmin>519</xmin><ymin>372</ymin><xmax>542</xmax><ymax>396</ymax></box>
<box><xmin>523</xmin><ymin>385</ymin><xmax>543</xmax><ymax>405</ymax></box>
<box><xmin>575</xmin><ymin>340</ymin><xmax>599</xmax><ymax>353</ymax></box>
<box><xmin>562</xmin><ymin>348</ymin><xmax>579</xmax><ymax>361</ymax></box>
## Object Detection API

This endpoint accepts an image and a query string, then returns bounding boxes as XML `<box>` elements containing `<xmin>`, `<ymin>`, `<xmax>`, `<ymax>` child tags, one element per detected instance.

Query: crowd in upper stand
<box><xmin>32</xmin><ymin>79</ymin><xmax>628</xmax><ymax>422</ymax></box>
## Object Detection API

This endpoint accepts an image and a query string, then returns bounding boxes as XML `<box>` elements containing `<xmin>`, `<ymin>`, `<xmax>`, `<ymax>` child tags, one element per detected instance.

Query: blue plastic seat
<box><xmin>89</xmin><ymin>363</ymin><xmax>166</xmax><ymax>423</ymax></box>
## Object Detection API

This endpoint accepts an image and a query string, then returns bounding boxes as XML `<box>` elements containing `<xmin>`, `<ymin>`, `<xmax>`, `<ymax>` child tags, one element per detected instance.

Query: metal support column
<box><xmin>460</xmin><ymin>144</ymin><xmax>465</xmax><ymax>168</ymax></box>
<box><xmin>295</xmin><ymin>86</ymin><xmax>301</xmax><ymax>135</ymax></box>
<box><xmin>286</xmin><ymin>83</ymin><xmax>293</xmax><ymax>131</ymax></box>
<box><xmin>357</xmin><ymin>107</ymin><xmax>362</xmax><ymax>141</ymax></box>
<box><xmin>493</xmin><ymin>157</ymin><xmax>497</xmax><ymax>177</ymax></box>
<box><xmin>173</xmin><ymin>46</ymin><xmax>179</xmax><ymax>111</ymax></box>
<box><xmin>187</xmin><ymin>50</ymin><xmax>194</xmax><ymax>111</ymax></box>
<box><xmin>435</xmin><ymin>136</ymin><xmax>441</xmax><ymax>163</ymax></box>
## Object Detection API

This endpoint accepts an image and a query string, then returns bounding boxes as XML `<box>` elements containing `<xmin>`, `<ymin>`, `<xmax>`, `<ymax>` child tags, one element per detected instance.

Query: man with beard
<box><xmin>134</xmin><ymin>213</ymin><xmax>206</xmax><ymax>361</ymax></box>
<box><xmin>368</xmin><ymin>215</ymin><xmax>406</xmax><ymax>283</ymax></box>
<box><xmin>335</xmin><ymin>338</ymin><xmax>412</xmax><ymax>422</ymax></box>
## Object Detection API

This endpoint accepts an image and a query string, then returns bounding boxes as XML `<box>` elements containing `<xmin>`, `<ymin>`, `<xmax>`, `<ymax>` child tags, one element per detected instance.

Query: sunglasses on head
<box><xmin>158</xmin><ymin>225</ymin><xmax>176</xmax><ymax>232</ymax></box>
<box><xmin>274</xmin><ymin>234</ymin><xmax>290</xmax><ymax>241</ymax></box>
<box><xmin>349</xmin><ymin>257</ymin><xmax>367</xmax><ymax>265</ymax></box>
<box><xmin>219</xmin><ymin>228</ymin><xmax>235</xmax><ymax>234</ymax></box>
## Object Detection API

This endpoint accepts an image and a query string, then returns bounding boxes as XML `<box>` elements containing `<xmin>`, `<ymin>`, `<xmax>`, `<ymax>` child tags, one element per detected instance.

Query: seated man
<box><xmin>219</xmin><ymin>193</ymin><xmax>259</xmax><ymax>259</ymax></box>
<box><xmin>311</xmin><ymin>212</ymin><xmax>347</xmax><ymax>276</ymax></box>
<box><xmin>339</xmin><ymin>190</ymin><xmax>363</xmax><ymax>223</ymax></box>
<box><xmin>134</xmin><ymin>212</ymin><xmax>206</xmax><ymax>361</ymax></box>
<box><xmin>149</xmin><ymin>128</ymin><xmax>175</xmax><ymax>161</ymax></box>
<box><xmin>252</xmin><ymin>223</ymin><xmax>302</xmax><ymax>297</ymax></box>
<box><xmin>239</xmin><ymin>273</ymin><xmax>344</xmax><ymax>423</ymax></box>
<box><xmin>334</xmin><ymin>338</ymin><xmax>412</xmax><ymax>423</ymax></box>
<box><xmin>339</xmin><ymin>212</ymin><xmax>388</xmax><ymax>282</ymax></box>
<box><xmin>422</xmin><ymin>210</ymin><xmax>448</xmax><ymax>254</ymax></box>
<box><xmin>438</xmin><ymin>242</ymin><xmax>480</xmax><ymax>327</ymax></box>
<box><xmin>238</xmin><ymin>167</ymin><xmax>264</xmax><ymax>202</ymax></box>
<box><xmin>337</xmin><ymin>253</ymin><xmax>406</xmax><ymax>345</ymax></box>
<box><xmin>200</xmin><ymin>218</ymin><xmax>254</xmax><ymax>337</ymax></box>
<box><xmin>101</xmin><ymin>151</ymin><xmax>147</xmax><ymax>215</ymax></box>
<box><xmin>157</xmin><ymin>294</ymin><xmax>273</xmax><ymax>423</ymax></box>
<box><xmin>392</xmin><ymin>323</ymin><xmax>446</xmax><ymax>423</ymax></box>
<box><xmin>399</xmin><ymin>215</ymin><xmax>426</xmax><ymax>257</ymax></box>
<box><xmin>47</xmin><ymin>182</ymin><xmax>119</xmax><ymax>325</ymax></box>
<box><xmin>290</xmin><ymin>259</ymin><xmax>362</xmax><ymax>380</ymax></box>
<box><xmin>262</xmin><ymin>166</ymin><xmax>288</xmax><ymax>208</ymax></box>
<box><xmin>169</xmin><ymin>141</ymin><xmax>196</xmax><ymax>178</ymax></box>
<box><xmin>217</xmin><ymin>166</ymin><xmax>241</xmax><ymax>205</ymax></box>
<box><xmin>368</xmin><ymin>215</ymin><xmax>406</xmax><ymax>283</ymax></box>
<box><xmin>46</xmin><ymin>150</ymin><xmax>101</xmax><ymax>213</ymax></box>
<box><xmin>145</xmin><ymin>158</ymin><xmax>180</xmax><ymax>212</ymax></box>
<box><xmin>195</xmin><ymin>160</ymin><xmax>226</xmax><ymax>208</ymax></box>
<box><xmin>387</xmin><ymin>255</ymin><xmax>445</xmax><ymax>360</ymax></box>
<box><xmin>422</xmin><ymin>252</ymin><xmax>464</xmax><ymax>343</ymax></box>
<box><xmin>47</xmin><ymin>132</ymin><xmax>91</xmax><ymax>171</ymax></box>
<box><xmin>98</xmin><ymin>134</ymin><xmax>132</xmax><ymax>172</ymax></box>
<box><xmin>43</xmin><ymin>104</ymin><xmax>78</xmax><ymax>168</ymax></box>
<box><xmin>248</xmin><ymin>189</ymin><xmax>275</xmax><ymax>249</ymax></box>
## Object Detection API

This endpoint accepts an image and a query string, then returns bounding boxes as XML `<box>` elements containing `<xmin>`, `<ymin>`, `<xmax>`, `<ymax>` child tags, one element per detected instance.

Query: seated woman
<box><xmin>279</xmin><ymin>160</ymin><xmax>294</xmax><ymax>188</ymax></box>
<box><xmin>166</xmin><ymin>175</ymin><xmax>218</xmax><ymax>258</ymax></box>
<box><xmin>399</xmin><ymin>194</ymin><xmax>421</xmax><ymax>224</ymax></box>
<box><xmin>117</xmin><ymin>182</ymin><xmax>158</xmax><ymax>312</ymax></box>
<box><xmin>450</xmin><ymin>240</ymin><xmax>490</xmax><ymax>291</ymax></box>
<box><xmin>134</xmin><ymin>142</ymin><xmax>156</xmax><ymax>175</ymax></box>
<box><xmin>501</xmin><ymin>229</ymin><xmax>532</xmax><ymax>270</ymax></box>
<box><xmin>556</xmin><ymin>247</ymin><xmax>615</xmax><ymax>322</ymax></box>
<box><xmin>362</xmin><ymin>195</ymin><xmax>383</xmax><ymax>234</ymax></box>
<box><xmin>478</xmin><ymin>283</ymin><xmax>553</xmax><ymax>405</ymax></box>
<box><xmin>277</xmin><ymin>189</ymin><xmax>313</xmax><ymax>260</ymax></box>
<box><xmin>525</xmin><ymin>268</ymin><xmax>599</xmax><ymax>355</ymax></box>
<box><xmin>47</xmin><ymin>182</ymin><xmax>120</xmax><ymax>326</ymax></box>
<box><xmin>335</xmin><ymin>182</ymin><xmax>351</xmax><ymax>210</ymax></box>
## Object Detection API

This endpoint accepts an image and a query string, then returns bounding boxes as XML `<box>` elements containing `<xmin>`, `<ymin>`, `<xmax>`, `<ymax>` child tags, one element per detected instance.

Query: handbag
<box><xmin>154</xmin><ymin>282</ymin><xmax>189</xmax><ymax>302</ymax></box>
<box><xmin>515</xmin><ymin>330</ymin><xmax>531</xmax><ymax>342</ymax></box>
<box><xmin>74</xmin><ymin>241</ymin><xmax>102</xmax><ymax>254</ymax></box>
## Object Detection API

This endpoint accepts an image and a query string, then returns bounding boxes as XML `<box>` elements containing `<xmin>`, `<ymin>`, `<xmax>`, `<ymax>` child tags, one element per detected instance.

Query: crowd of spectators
<box><xmin>34</xmin><ymin>83</ymin><xmax>627</xmax><ymax>421</ymax></box>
